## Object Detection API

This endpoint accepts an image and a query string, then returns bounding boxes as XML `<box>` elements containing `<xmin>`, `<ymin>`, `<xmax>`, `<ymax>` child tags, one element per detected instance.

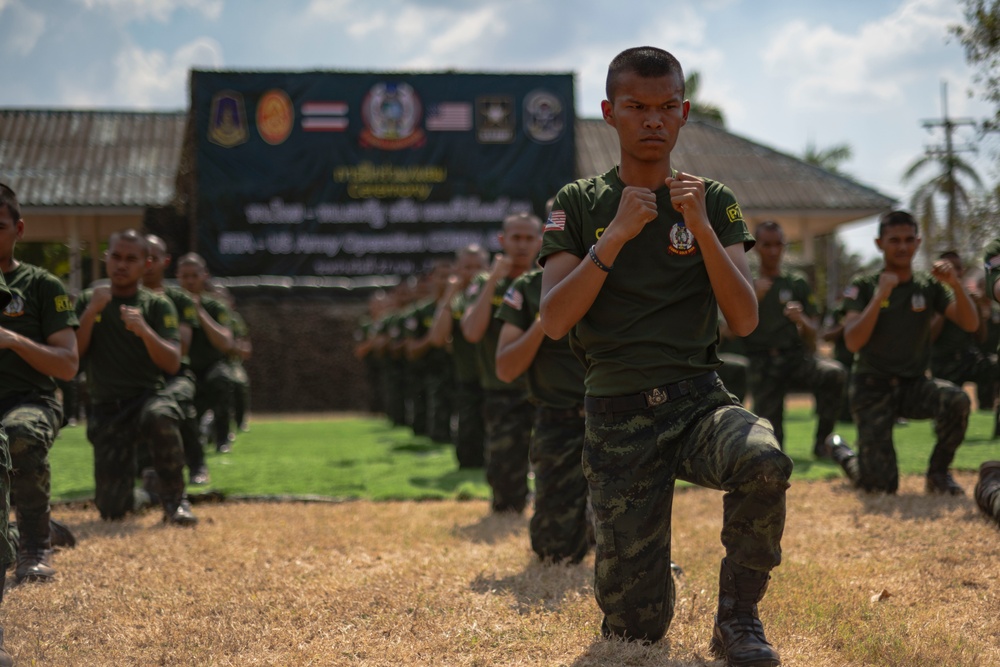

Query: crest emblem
<box><xmin>208</xmin><ymin>90</ymin><xmax>248</xmax><ymax>148</ymax></box>
<box><xmin>256</xmin><ymin>89</ymin><xmax>294</xmax><ymax>145</ymax></box>
<box><xmin>476</xmin><ymin>96</ymin><xmax>514</xmax><ymax>143</ymax></box>
<box><xmin>911</xmin><ymin>293</ymin><xmax>927</xmax><ymax>312</ymax></box>
<box><xmin>2</xmin><ymin>294</ymin><xmax>25</xmax><ymax>317</ymax></box>
<box><xmin>667</xmin><ymin>223</ymin><xmax>696</xmax><ymax>256</ymax></box>
<box><xmin>779</xmin><ymin>288</ymin><xmax>793</xmax><ymax>304</ymax></box>
<box><xmin>523</xmin><ymin>89</ymin><xmax>564</xmax><ymax>143</ymax></box>
<box><xmin>359</xmin><ymin>82</ymin><xmax>425</xmax><ymax>150</ymax></box>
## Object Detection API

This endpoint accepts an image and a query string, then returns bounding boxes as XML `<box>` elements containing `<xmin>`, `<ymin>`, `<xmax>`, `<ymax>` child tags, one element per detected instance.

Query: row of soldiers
<box><xmin>0</xmin><ymin>183</ymin><xmax>252</xmax><ymax>664</ymax></box>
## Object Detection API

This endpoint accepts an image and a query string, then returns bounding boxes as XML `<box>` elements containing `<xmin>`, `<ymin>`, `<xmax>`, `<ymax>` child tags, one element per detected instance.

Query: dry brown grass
<box><xmin>5</xmin><ymin>472</ymin><xmax>999</xmax><ymax>666</ymax></box>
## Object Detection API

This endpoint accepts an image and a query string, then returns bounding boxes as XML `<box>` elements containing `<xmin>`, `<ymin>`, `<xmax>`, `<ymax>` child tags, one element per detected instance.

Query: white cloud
<box><xmin>2</xmin><ymin>1</ymin><xmax>46</xmax><ymax>55</ymax></box>
<box><xmin>77</xmin><ymin>0</ymin><xmax>223</xmax><ymax>22</ymax></box>
<box><xmin>762</xmin><ymin>0</ymin><xmax>964</xmax><ymax>110</ymax></box>
<box><xmin>113</xmin><ymin>37</ymin><xmax>223</xmax><ymax>107</ymax></box>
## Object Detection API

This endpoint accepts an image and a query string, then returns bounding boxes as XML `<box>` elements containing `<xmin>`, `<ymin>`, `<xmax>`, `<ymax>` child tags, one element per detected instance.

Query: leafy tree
<box><xmin>803</xmin><ymin>141</ymin><xmax>854</xmax><ymax>176</ymax></box>
<box><xmin>902</xmin><ymin>150</ymin><xmax>984</xmax><ymax>256</ymax></box>
<box><xmin>685</xmin><ymin>71</ymin><xmax>725</xmax><ymax>127</ymax></box>
<box><xmin>951</xmin><ymin>0</ymin><xmax>1000</xmax><ymax>129</ymax></box>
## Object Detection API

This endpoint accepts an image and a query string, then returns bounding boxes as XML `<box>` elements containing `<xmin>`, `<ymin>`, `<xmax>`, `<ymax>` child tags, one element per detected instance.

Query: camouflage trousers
<box><xmin>530</xmin><ymin>407</ymin><xmax>589</xmax><ymax>564</ymax></box>
<box><xmin>483</xmin><ymin>389</ymin><xmax>534</xmax><ymax>513</ymax></box>
<box><xmin>382</xmin><ymin>361</ymin><xmax>406</xmax><ymax>426</ymax></box>
<box><xmin>975</xmin><ymin>462</ymin><xmax>1000</xmax><ymax>525</ymax></box>
<box><xmin>1</xmin><ymin>394</ymin><xmax>61</xmax><ymax>552</ymax></box>
<box><xmin>748</xmin><ymin>350</ymin><xmax>847</xmax><ymax>449</ymax></box>
<box><xmin>425</xmin><ymin>363</ymin><xmax>454</xmax><ymax>443</ymax></box>
<box><xmin>717</xmin><ymin>353</ymin><xmax>749</xmax><ymax>404</ymax></box>
<box><xmin>140</xmin><ymin>370</ymin><xmax>202</xmax><ymax>476</ymax></box>
<box><xmin>454</xmin><ymin>382</ymin><xmax>485</xmax><ymax>468</ymax></box>
<box><xmin>584</xmin><ymin>377</ymin><xmax>791</xmax><ymax>642</ymax></box>
<box><xmin>194</xmin><ymin>360</ymin><xmax>238</xmax><ymax>448</ymax></box>
<box><xmin>932</xmin><ymin>350</ymin><xmax>999</xmax><ymax>411</ymax></box>
<box><xmin>86</xmin><ymin>391</ymin><xmax>187</xmax><ymax>520</ymax></box>
<box><xmin>850</xmin><ymin>374</ymin><xmax>969</xmax><ymax>494</ymax></box>
<box><xmin>0</xmin><ymin>427</ymin><xmax>14</xmax><ymax>567</ymax></box>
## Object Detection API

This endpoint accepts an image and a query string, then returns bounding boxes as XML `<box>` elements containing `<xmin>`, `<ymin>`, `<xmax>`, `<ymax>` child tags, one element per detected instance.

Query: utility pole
<box><xmin>920</xmin><ymin>81</ymin><xmax>978</xmax><ymax>250</ymax></box>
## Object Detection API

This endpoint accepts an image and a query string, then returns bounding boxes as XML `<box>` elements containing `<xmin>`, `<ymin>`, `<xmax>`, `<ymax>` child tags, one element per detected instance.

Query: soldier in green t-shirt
<box><xmin>0</xmin><ymin>183</ymin><xmax>81</xmax><ymax>584</ymax></box>
<box><xmin>354</xmin><ymin>291</ymin><xmax>390</xmax><ymax>416</ymax></box>
<box><xmin>176</xmin><ymin>253</ymin><xmax>237</xmax><ymax>453</ymax></box>
<box><xmin>976</xmin><ymin>239</ymin><xmax>1000</xmax><ymax>525</ymax></box>
<box><xmin>539</xmin><ymin>47</ymin><xmax>790</xmax><ymax>664</ymax></box>
<box><xmin>496</xmin><ymin>268</ymin><xmax>590</xmax><ymax>563</ymax></box>
<box><xmin>832</xmin><ymin>211</ymin><xmax>979</xmax><ymax>496</ymax></box>
<box><xmin>461</xmin><ymin>213</ymin><xmax>542</xmax><ymax>514</ymax></box>
<box><xmin>0</xmin><ymin>267</ymin><xmax>13</xmax><ymax>666</ymax></box>
<box><xmin>142</xmin><ymin>235</ymin><xmax>209</xmax><ymax>485</ymax></box>
<box><xmin>404</xmin><ymin>260</ymin><xmax>454</xmax><ymax>443</ymax></box>
<box><xmin>75</xmin><ymin>230</ymin><xmax>197</xmax><ymax>526</ymax></box>
<box><xmin>742</xmin><ymin>221</ymin><xmax>848</xmax><ymax>458</ymax></box>
<box><xmin>428</xmin><ymin>245</ymin><xmax>489</xmax><ymax>468</ymax></box>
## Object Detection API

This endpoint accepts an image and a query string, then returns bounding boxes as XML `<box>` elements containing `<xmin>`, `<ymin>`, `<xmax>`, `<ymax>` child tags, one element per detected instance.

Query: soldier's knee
<box><xmin>3</xmin><ymin>421</ymin><xmax>46</xmax><ymax>457</ymax></box>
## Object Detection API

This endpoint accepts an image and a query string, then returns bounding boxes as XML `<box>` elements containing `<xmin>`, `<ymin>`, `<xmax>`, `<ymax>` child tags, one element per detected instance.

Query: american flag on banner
<box><xmin>301</xmin><ymin>101</ymin><xmax>349</xmax><ymax>131</ymax></box>
<box><xmin>425</xmin><ymin>102</ymin><xmax>472</xmax><ymax>131</ymax></box>
<box><xmin>544</xmin><ymin>210</ymin><xmax>566</xmax><ymax>232</ymax></box>
<box><xmin>502</xmin><ymin>287</ymin><xmax>524</xmax><ymax>310</ymax></box>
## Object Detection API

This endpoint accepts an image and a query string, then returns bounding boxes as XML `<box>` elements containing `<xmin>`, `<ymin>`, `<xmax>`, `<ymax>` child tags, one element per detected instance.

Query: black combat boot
<box><xmin>0</xmin><ymin>569</ymin><xmax>14</xmax><ymax>666</ymax></box>
<box><xmin>828</xmin><ymin>436</ymin><xmax>860</xmax><ymax>485</ymax></box>
<box><xmin>925</xmin><ymin>470</ymin><xmax>964</xmax><ymax>496</ymax></box>
<box><xmin>14</xmin><ymin>509</ymin><xmax>55</xmax><ymax>583</ymax></box>
<box><xmin>709</xmin><ymin>559</ymin><xmax>781</xmax><ymax>667</ymax></box>
<box><xmin>974</xmin><ymin>461</ymin><xmax>1000</xmax><ymax>527</ymax></box>
<box><xmin>162</xmin><ymin>497</ymin><xmax>198</xmax><ymax>527</ymax></box>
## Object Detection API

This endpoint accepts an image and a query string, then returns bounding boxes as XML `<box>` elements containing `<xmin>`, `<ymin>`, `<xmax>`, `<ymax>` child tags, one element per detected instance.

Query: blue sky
<box><xmin>1</xmin><ymin>0</ymin><xmax>995</xmax><ymax>260</ymax></box>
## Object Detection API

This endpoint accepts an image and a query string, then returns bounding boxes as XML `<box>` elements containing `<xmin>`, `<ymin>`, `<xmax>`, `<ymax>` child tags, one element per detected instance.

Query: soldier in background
<box><xmin>175</xmin><ymin>253</ymin><xmax>236</xmax><ymax>453</ymax></box>
<box><xmin>142</xmin><ymin>236</ymin><xmax>208</xmax><ymax>484</ymax></box>
<box><xmin>404</xmin><ymin>262</ymin><xmax>453</xmax><ymax>441</ymax></box>
<box><xmin>742</xmin><ymin>220</ymin><xmax>847</xmax><ymax>458</ymax></box>
<box><xmin>461</xmin><ymin>213</ymin><xmax>542</xmax><ymax>513</ymax></box>
<box><xmin>0</xmin><ymin>269</ymin><xmax>16</xmax><ymax>665</ymax></box>
<box><xmin>428</xmin><ymin>245</ymin><xmax>489</xmax><ymax>468</ymax></box>
<box><xmin>354</xmin><ymin>291</ymin><xmax>390</xmax><ymax>415</ymax></box>
<box><xmin>717</xmin><ymin>313</ymin><xmax>749</xmax><ymax>404</ymax></box>
<box><xmin>833</xmin><ymin>211</ymin><xmax>978</xmax><ymax>495</ymax></box>
<box><xmin>75</xmin><ymin>230</ymin><xmax>197</xmax><ymax>525</ymax></box>
<box><xmin>820</xmin><ymin>299</ymin><xmax>856</xmax><ymax>423</ymax></box>
<box><xmin>373</xmin><ymin>284</ymin><xmax>410</xmax><ymax>428</ymax></box>
<box><xmin>211</xmin><ymin>285</ymin><xmax>252</xmax><ymax>433</ymax></box>
<box><xmin>0</xmin><ymin>183</ymin><xmax>80</xmax><ymax>583</ymax></box>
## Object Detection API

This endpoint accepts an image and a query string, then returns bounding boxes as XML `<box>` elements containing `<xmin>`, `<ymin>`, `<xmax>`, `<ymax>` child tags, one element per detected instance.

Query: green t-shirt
<box><xmin>985</xmin><ymin>240</ymin><xmax>1000</xmax><ymax>355</ymax></box>
<box><xmin>449</xmin><ymin>286</ymin><xmax>480</xmax><ymax>385</ymax></box>
<box><xmin>931</xmin><ymin>319</ymin><xmax>975</xmax><ymax>363</ymax></box>
<box><xmin>76</xmin><ymin>287</ymin><xmax>179</xmax><ymax>403</ymax></box>
<box><xmin>538</xmin><ymin>166</ymin><xmax>754</xmax><ymax>396</ymax></box>
<box><xmin>188</xmin><ymin>294</ymin><xmax>232</xmax><ymax>375</ymax></box>
<box><xmin>496</xmin><ymin>269</ymin><xmax>585</xmax><ymax>408</ymax></box>
<box><xmin>460</xmin><ymin>272</ymin><xmax>529</xmax><ymax>392</ymax></box>
<box><xmin>741</xmin><ymin>271</ymin><xmax>816</xmax><ymax>354</ymax></box>
<box><xmin>0</xmin><ymin>271</ymin><xmax>10</xmax><ymax>311</ymax></box>
<box><xmin>228</xmin><ymin>310</ymin><xmax>249</xmax><ymax>366</ymax></box>
<box><xmin>403</xmin><ymin>298</ymin><xmax>450</xmax><ymax>372</ymax></box>
<box><xmin>162</xmin><ymin>285</ymin><xmax>199</xmax><ymax>367</ymax></box>
<box><xmin>842</xmin><ymin>270</ymin><xmax>952</xmax><ymax>378</ymax></box>
<box><xmin>0</xmin><ymin>263</ymin><xmax>79</xmax><ymax>399</ymax></box>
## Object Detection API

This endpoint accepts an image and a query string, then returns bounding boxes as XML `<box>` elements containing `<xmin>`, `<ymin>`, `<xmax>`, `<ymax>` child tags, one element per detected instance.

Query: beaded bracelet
<box><xmin>589</xmin><ymin>245</ymin><xmax>613</xmax><ymax>272</ymax></box>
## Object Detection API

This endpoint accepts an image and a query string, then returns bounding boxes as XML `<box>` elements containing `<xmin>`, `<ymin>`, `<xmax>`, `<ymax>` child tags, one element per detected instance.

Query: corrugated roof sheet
<box><xmin>576</xmin><ymin>117</ymin><xmax>896</xmax><ymax>213</ymax></box>
<box><xmin>0</xmin><ymin>109</ymin><xmax>186</xmax><ymax>208</ymax></box>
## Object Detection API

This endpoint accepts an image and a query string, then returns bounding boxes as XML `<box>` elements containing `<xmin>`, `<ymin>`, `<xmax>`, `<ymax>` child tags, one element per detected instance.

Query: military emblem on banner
<box><xmin>359</xmin><ymin>82</ymin><xmax>425</xmax><ymax>150</ymax></box>
<box><xmin>476</xmin><ymin>95</ymin><xmax>514</xmax><ymax>143</ymax></box>
<box><xmin>523</xmin><ymin>89</ymin><xmax>564</xmax><ymax>143</ymax></box>
<box><xmin>667</xmin><ymin>223</ymin><xmax>696</xmax><ymax>256</ymax></box>
<box><xmin>256</xmin><ymin>89</ymin><xmax>294</xmax><ymax>145</ymax></box>
<box><xmin>208</xmin><ymin>90</ymin><xmax>248</xmax><ymax>148</ymax></box>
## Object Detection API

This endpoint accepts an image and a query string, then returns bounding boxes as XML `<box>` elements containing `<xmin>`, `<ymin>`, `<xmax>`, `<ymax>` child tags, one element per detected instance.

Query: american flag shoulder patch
<box><xmin>502</xmin><ymin>286</ymin><xmax>524</xmax><ymax>310</ymax></box>
<box><xmin>544</xmin><ymin>210</ymin><xmax>566</xmax><ymax>232</ymax></box>
<box><xmin>843</xmin><ymin>285</ymin><xmax>859</xmax><ymax>300</ymax></box>
<box><xmin>986</xmin><ymin>254</ymin><xmax>1000</xmax><ymax>272</ymax></box>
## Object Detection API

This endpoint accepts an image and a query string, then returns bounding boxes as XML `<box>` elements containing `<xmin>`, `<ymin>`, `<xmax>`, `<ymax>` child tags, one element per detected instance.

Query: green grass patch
<box><xmin>50</xmin><ymin>406</ymin><xmax>1000</xmax><ymax>502</ymax></box>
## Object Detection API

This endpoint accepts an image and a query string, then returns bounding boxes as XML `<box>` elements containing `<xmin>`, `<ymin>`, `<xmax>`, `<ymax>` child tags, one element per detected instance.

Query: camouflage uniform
<box><xmin>497</xmin><ymin>269</ymin><xmax>589</xmax><ymax>562</ymax></box>
<box><xmin>188</xmin><ymin>294</ymin><xmax>237</xmax><ymax>449</ymax></box>
<box><xmin>354</xmin><ymin>316</ymin><xmax>385</xmax><ymax>414</ymax></box>
<box><xmin>843</xmin><ymin>270</ymin><xmax>968</xmax><ymax>493</ymax></box>
<box><xmin>0</xmin><ymin>263</ymin><xmax>78</xmax><ymax>567</ymax></box>
<box><xmin>378</xmin><ymin>312</ymin><xmax>407</xmax><ymax>427</ymax></box>
<box><xmin>404</xmin><ymin>299</ymin><xmax>452</xmax><ymax>441</ymax></box>
<box><xmin>228</xmin><ymin>309</ymin><xmax>252</xmax><ymax>430</ymax></box>
<box><xmin>0</xmin><ymin>274</ymin><xmax>16</xmax><ymax>569</ymax></box>
<box><xmin>399</xmin><ymin>301</ymin><xmax>428</xmax><ymax>436</ymax></box>
<box><xmin>932</xmin><ymin>316</ymin><xmax>998</xmax><ymax>411</ymax></box>
<box><xmin>463</xmin><ymin>272</ymin><xmax>534</xmax><ymax>513</ymax></box>
<box><xmin>541</xmin><ymin>167</ymin><xmax>791</xmax><ymax>642</ymax></box>
<box><xmin>743</xmin><ymin>270</ymin><xmax>847</xmax><ymax>451</ymax></box>
<box><xmin>975</xmin><ymin>461</ymin><xmax>1000</xmax><ymax>526</ymax></box>
<box><xmin>450</xmin><ymin>287</ymin><xmax>485</xmax><ymax>468</ymax></box>
<box><xmin>77</xmin><ymin>287</ymin><xmax>188</xmax><ymax>520</ymax></box>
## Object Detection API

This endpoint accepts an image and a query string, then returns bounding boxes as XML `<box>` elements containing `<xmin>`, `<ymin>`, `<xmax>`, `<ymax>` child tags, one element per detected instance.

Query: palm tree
<box><xmin>902</xmin><ymin>150</ymin><xmax>984</xmax><ymax>253</ymax></box>
<box><xmin>685</xmin><ymin>71</ymin><xmax>725</xmax><ymax>127</ymax></box>
<box><xmin>803</xmin><ymin>141</ymin><xmax>853</xmax><ymax>176</ymax></box>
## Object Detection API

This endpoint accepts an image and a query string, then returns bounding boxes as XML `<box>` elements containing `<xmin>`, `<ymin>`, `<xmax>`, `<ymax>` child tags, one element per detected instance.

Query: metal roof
<box><xmin>575</xmin><ymin>117</ymin><xmax>897</xmax><ymax>215</ymax></box>
<box><xmin>0</xmin><ymin>108</ymin><xmax>186</xmax><ymax>209</ymax></box>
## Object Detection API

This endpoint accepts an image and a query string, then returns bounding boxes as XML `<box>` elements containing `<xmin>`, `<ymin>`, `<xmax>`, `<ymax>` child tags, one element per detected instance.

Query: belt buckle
<box><xmin>645</xmin><ymin>387</ymin><xmax>668</xmax><ymax>407</ymax></box>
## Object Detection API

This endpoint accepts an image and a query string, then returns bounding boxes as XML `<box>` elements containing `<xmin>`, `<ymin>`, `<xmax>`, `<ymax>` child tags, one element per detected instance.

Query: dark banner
<box><xmin>190</xmin><ymin>70</ymin><xmax>575</xmax><ymax>277</ymax></box>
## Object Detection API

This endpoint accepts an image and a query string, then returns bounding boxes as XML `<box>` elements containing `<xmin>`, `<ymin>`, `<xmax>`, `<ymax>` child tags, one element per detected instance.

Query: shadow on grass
<box><xmin>853</xmin><ymin>488</ymin><xmax>974</xmax><ymax>521</ymax></box>
<box><xmin>454</xmin><ymin>510</ymin><xmax>526</xmax><ymax>545</ymax></box>
<box><xmin>567</xmin><ymin>636</ymin><xmax>692</xmax><ymax>667</ymax></box>
<box><xmin>392</xmin><ymin>439</ymin><xmax>450</xmax><ymax>454</ymax></box>
<box><xmin>409</xmin><ymin>467</ymin><xmax>490</xmax><ymax>499</ymax></box>
<box><xmin>471</xmin><ymin>558</ymin><xmax>593</xmax><ymax>614</ymax></box>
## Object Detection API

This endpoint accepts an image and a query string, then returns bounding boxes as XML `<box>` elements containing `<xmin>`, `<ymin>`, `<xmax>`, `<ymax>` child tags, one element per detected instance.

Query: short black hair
<box><xmin>502</xmin><ymin>212</ymin><xmax>542</xmax><ymax>234</ymax></box>
<box><xmin>0</xmin><ymin>182</ymin><xmax>21</xmax><ymax>222</ymax></box>
<box><xmin>754</xmin><ymin>220</ymin><xmax>783</xmax><ymax>238</ymax></box>
<box><xmin>877</xmin><ymin>210</ymin><xmax>918</xmax><ymax>238</ymax></box>
<box><xmin>108</xmin><ymin>229</ymin><xmax>149</xmax><ymax>254</ymax></box>
<box><xmin>177</xmin><ymin>252</ymin><xmax>207</xmax><ymax>270</ymax></box>
<box><xmin>606</xmin><ymin>46</ymin><xmax>685</xmax><ymax>102</ymax></box>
